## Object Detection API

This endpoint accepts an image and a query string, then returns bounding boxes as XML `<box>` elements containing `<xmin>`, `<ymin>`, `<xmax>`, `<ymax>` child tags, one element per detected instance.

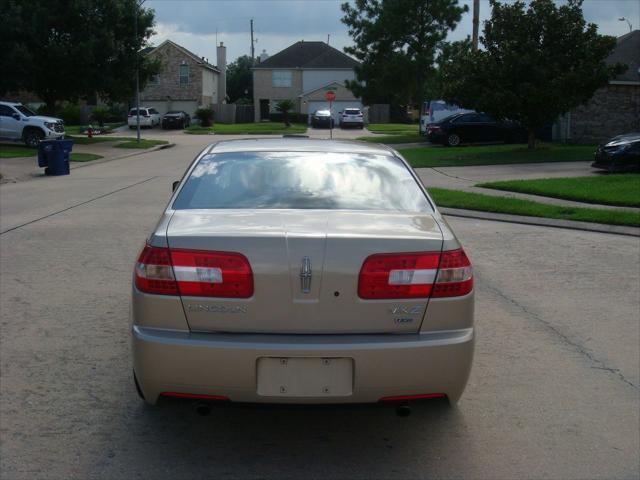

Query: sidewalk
<box><xmin>0</xmin><ymin>139</ymin><xmax>170</xmax><ymax>184</ymax></box>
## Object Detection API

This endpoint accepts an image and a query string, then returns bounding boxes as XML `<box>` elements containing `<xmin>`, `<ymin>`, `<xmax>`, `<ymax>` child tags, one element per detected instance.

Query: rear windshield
<box><xmin>344</xmin><ymin>109</ymin><xmax>361</xmax><ymax>115</ymax></box>
<box><xmin>129</xmin><ymin>108</ymin><xmax>147</xmax><ymax>115</ymax></box>
<box><xmin>173</xmin><ymin>151</ymin><xmax>432</xmax><ymax>212</ymax></box>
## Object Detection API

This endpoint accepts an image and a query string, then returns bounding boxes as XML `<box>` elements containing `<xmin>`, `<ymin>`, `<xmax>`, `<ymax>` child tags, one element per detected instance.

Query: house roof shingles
<box><xmin>145</xmin><ymin>39</ymin><xmax>220</xmax><ymax>73</ymax></box>
<box><xmin>255</xmin><ymin>41</ymin><xmax>359</xmax><ymax>69</ymax></box>
<box><xmin>608</xmin><ymin>30</ymin><xmax>639</xmax><ymax>83</ymax></box>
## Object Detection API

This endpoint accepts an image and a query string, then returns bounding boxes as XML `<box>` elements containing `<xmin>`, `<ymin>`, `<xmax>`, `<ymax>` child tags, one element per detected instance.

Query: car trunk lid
<box><xmin>166</xmin><ymin>210</ymin><xmax>443</xmax><ymax>334</ymax></box>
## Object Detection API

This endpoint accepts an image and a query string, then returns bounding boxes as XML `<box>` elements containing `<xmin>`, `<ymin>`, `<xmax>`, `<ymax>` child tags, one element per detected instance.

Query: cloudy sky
<box><xmin>146</xmin><ymin>0</ymin><xmax>639</xmax><ymax>66</ymax></box>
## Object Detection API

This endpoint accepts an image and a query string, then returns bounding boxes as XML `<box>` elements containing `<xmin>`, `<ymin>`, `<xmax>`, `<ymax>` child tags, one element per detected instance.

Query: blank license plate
<box><xmin>257</xmin><ymin>357</ymin><xmax>353</xmax><ymax>397</ymax></box>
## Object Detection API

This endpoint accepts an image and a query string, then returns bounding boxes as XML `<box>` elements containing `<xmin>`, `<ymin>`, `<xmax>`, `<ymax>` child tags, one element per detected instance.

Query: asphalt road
<box><xmin>1</xmin><ymin>135</ymin><xmax>639</xmax><ymax>480</ymax></box>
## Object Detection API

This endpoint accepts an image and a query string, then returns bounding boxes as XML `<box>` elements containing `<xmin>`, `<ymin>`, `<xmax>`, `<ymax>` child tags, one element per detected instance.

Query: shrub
<box><xmin>194</xmin><ymin>107</ymin><xmax>215</xmax><ymax>127</ymax></box>
<box><xmin>90</xmin><ymin>106</ymin><xmax>110</xmax><ymax>127</ymax></box>
<box><xmin>275</xmin><ymin>99</ymin><xmax>295</xmax><ymax>126</ymax></box>
<box><xmin>57</xmin><ymin>104</ymin><xmax>82</xmax><ymax>125</ymax></box>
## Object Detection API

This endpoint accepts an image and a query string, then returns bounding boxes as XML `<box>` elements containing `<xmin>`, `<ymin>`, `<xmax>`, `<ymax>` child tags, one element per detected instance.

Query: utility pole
<box><xmin>250</xmin><ymin>18</ymin><xmax>255</xmax><ymax>64</ymax></box>
<box><xmin>134</xmin><ymin>0</ymin><xmax>145</xmax><ymax>143</ymax></box>
<box><xmin>327</xmin><ymin>34</ymin><xmax>330</xmax><ymax>45</ymax></box>
<box><xmin>472</xmin><ymin>0</ymin><xmax>480</xmax><ymax>51</ymax></box>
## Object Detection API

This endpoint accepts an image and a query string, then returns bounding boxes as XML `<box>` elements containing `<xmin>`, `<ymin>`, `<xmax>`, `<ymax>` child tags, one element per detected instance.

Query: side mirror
<box><xmin>12</xmin><ymin>113</ymin><xmax>20</xmax><ymax>120</ymax></box>
<box><xmin>172</xmin><ymin>181</ymin><xmax>180</xmax><ymax>192</ymax></box>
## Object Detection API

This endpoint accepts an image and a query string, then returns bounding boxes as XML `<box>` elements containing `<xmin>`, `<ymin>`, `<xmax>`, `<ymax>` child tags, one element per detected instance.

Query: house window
<box><xmin>149</xmin><ymin>74</ymin><xmax>160</xmax><ymax>85</ymax></box>
<box><xmin>179</xmin><ymin>64</ymin><xmax>189</xmax><ymax>86</ymax></box>
<box><xmin>272</xmin><ymin>70</ymin><xmax>292</xmax><ymax>87</ymax></box>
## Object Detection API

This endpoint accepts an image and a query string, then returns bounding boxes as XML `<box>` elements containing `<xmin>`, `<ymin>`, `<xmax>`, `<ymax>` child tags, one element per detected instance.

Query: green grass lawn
<box><xmin>0</xmin><ymin>145</ymin><xmax>35</xmax><ymax>158</ymax></box>
<box><xmin>113</xmin><ymin>139</ymin><xmax>169</xmax><ymax>149</ymax></box>
<box><xmin>67</xmin><ymin>135</ymin><xmax>122</xmax><ymax>144</ymax></box>
<box><xmin>70</xmin><ymin>153</ymin><xmax>103</xmax><ymax>162</ymax></box>
<box><xmin>357</xmin><ymin>134</ymin><xmax>427</xmax><ymax>144</ymax></box>
<box><xmin>428</xmin><ymin>188</ymin><xmax>640</xmax><ymax>227</ymax></box>
<box><xmin>0</xmin><ymin>145</ymin><xmax>102</xmax><ymax>162</ymax></box>
<box><xmin>65</xmin><ymin>123</ymin><xmax>126</xmax><ymax>135</ymax></box>
<box><xmin>478</xmin><ymin>175</ymin><xmax>640</xmax><ymax>208</ymax></box>
<box><xmin>401</xmin><ymin>143</ymin><xmax>595</xmax><ymax>168</ymax></box>
<box><xmin>212</xmin><ymin>123</ymin><xmax>308</xmax><ymax>135</ymax></box>
<box><xmin>184</xmin><ymin>125</ymin><xmax>215</xmax><ymax>135</ymax></box>
<box><xmin>367</xmin><ymin>123</ymin><xmax>419</xmax><ymax>134</ymax></box>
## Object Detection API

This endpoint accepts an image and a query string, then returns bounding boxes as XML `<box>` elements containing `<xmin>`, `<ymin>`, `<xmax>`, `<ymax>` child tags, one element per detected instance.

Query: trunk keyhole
<box><xmin>334</xmin><ymin>291</ymin><xmax>340</xmax><ymax>297</ymax></box>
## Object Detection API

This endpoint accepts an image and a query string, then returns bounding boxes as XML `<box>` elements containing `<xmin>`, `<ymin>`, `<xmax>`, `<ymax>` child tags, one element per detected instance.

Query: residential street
<box><xmin>1</xmin><ymin>135</ymin><xmax>639</xmax><ymax>479</ymax></box>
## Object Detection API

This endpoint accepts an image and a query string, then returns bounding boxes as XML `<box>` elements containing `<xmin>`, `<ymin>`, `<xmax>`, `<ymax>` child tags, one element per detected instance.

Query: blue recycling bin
<box><xmin>37</xmin><ymin>139</ymin><xmax>73</xmax><ymax>175</ymax></box>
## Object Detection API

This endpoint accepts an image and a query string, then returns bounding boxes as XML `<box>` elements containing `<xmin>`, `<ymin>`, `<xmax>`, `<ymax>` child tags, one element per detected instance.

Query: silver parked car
<box><xmin>132</xmin><ymin>139</ymin><xmax>474</xmax><ymax>407</ymax></box>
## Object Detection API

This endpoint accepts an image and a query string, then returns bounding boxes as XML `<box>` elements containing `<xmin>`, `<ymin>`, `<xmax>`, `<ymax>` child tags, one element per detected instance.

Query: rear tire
<box><xmin>24</xmin><ymin>129</ymin><xmax>44</xmax><ymax>148</ymax></box>
<box><xmin>446</xmin><ymin>133</ymin><xmax>461</xmax><ymax>147</ymax></box>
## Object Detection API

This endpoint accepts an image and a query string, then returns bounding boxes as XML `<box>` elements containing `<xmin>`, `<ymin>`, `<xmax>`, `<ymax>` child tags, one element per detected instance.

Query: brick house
<box><xmin>139</xmin><ymin>39</ymin><xmax>227</xmax><ymax>117</ymax></box>
<box><xmin>555</xmin><ymin>30</ymin><xmax>640</xmax><ymax>143</ymax></box>
<box><xmin>252</xmin><ymin>41</ymin><xmax>361</xmax><ymax>122</ymax></box>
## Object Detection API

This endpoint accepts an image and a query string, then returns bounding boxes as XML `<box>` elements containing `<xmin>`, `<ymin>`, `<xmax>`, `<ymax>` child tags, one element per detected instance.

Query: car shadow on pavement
<box><xmin>94</xmin><ymin>397</ymin><xmax>476</xmax><ymax>478</ymax></box>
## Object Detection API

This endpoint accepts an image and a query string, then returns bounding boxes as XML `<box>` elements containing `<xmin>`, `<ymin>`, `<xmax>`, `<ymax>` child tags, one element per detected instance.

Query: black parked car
<box><xmin>162</xmin><ymin>111</ymin><xmax>191</xmax><ymax>129</ymax></box>
<box><xmin>592</xmin><ymin>133</ymin><xmax>640</xmax><ymax>172</ymax></box>
<box><xmin>310</xmin><ymin>110</ymin><xmax>334</xmax><ymax>128</ymax></box>
<box><xmin>426</xmin><ymin>113</ymin><xmax>526</xmax><ymax>146</ymax></box>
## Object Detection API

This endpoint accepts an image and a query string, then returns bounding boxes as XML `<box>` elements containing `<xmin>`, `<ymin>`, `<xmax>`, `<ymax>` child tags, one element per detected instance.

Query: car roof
<box><xmin>0</xmin><ymin>101</ymin><xmax>21</xmax><ymax>106</ymax></box>
<box><xmin>207</xmin><ymin>138</ymin><xmax>396</xmax><ymax>156</ymax></box>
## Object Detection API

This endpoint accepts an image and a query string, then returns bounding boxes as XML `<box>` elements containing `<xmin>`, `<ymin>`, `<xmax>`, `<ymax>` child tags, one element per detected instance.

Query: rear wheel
<box><xmin>446</xmin><ymin>133</ymin><xmax>461</xmax><ymax>147</ymax></box>
<box><xmin>24</xmin><ymin>128</ymin><xmax>44</xmax><ymax>148</ymax></box>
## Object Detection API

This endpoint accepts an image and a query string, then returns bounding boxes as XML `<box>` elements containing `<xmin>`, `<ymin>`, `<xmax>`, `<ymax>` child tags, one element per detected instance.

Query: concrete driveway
<box><xmin>1</xmin><ymin>135</ymin><xmax>638</xmax><ymax>479</ymax></box>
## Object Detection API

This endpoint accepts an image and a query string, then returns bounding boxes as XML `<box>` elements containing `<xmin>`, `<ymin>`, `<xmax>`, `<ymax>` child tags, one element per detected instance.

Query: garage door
<box><xmin>307</xmin><ymin>101</ymin><xmax>362</xmax><ymax>123</ymax></box>
<box><xmin>143</xmin><ymin>100</ymin><xmax>199</xmax><ymax>117</ymax></box>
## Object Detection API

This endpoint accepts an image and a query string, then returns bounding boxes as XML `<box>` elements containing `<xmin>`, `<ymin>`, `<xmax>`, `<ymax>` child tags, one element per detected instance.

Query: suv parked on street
<box><xmin>0</xmin><ymin>101</ymin><xmax>65</xmax><ymax>147</ymax></box>
<box><xmin>128</xmin><ymin>107</ymin><xmax>161</xmax><ymax>128</ymax></box>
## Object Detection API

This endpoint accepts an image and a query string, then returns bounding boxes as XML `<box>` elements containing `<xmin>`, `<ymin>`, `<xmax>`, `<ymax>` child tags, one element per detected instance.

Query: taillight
<box><xmin>134</xmin><ymin>245</ymin><xmax>179</xmax><ymax>295</ymax></box>
<box><xmin>358</xmin><ymin>252</ymin><xmax>441</xmax><ymax>299</ymax></box>
<box><xmin>171</xmin><ymin>249</ymin><xmax>253</xmax><ymax>298</ymax></box>
<box><xmin>432</xmin><ymin>249</ymin><xmax>473</xmax><ymax>298</ymax></box>
<box><xmin>358</xmin><ymin>249</ymin><xmax>472</xmax><ymax>299</ymax></box>
<box><xmin>134</xmin><ymin>245</ymin><xmax>253</xmax><ymax>298</ymax></box>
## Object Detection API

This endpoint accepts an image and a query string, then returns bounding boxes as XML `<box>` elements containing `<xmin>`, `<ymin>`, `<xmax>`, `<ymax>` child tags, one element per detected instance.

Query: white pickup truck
<box><xmin>0</xmin><ymin>101</ymin><xmax>66</xmax><ymax>147</ymax></box>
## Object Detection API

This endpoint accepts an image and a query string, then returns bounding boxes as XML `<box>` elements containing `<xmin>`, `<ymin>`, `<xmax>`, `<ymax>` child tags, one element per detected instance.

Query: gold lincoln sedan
<box><xmin>131</xmin><ymin>138</ymin><xmax>474</xmax><ymax>409</ymax></box>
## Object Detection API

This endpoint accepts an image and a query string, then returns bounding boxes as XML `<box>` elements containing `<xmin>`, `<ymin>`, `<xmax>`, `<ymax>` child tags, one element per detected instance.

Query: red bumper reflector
<box><xmin>378</xmin><ymin>393</ymin><xmax>446</xmax><ymax>402</ymax></box>
<box><xmin>161</xmin><ymin>392</ymin><xmax>229</xmax><ymax>401</ymax></box>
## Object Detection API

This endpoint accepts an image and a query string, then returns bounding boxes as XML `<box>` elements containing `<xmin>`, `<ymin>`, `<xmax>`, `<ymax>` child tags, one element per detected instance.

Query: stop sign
<box><xmin>325</xmin><ymin>90</ymin><xmax>336</xmax><ymax>102</ymax></box>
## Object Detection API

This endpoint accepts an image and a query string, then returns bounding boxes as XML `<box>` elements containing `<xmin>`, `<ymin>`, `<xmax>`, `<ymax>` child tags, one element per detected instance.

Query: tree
<box><xmin>340</xmin><ymin>0</ymin><xmax>468</xmax><ymax>107</ymax></box>
<box><xmin>275</xmin><ymin>100</ymin><xmax>295</xmax><ymax>127</ymax></box>
<box><xmin>440</xmin><ymin>0</ymin><xmax>625</xmax><ymax>149</ymax></box>
<box><xmin>0</xmin><ymin>0</ymin><xmax>160</xmax><ymax>110</ymax></box>
<box><xmin>226</xmin><ymin>55</ymin><xmax>253</xmax><ymax>104</ymax></box>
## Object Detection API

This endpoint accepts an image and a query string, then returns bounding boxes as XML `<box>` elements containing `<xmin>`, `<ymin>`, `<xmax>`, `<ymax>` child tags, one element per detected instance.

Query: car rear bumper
<box><xmin>133</xmin><ymin>325</ymin><xmax>474</xmax><ymax>405</ymax></box>
<box><xmin>128</xmin><ymin>117</ymin><xmax>153</xmax><ymax>126</ymax></box>
<box><xmin>427</xmin><ymin>132</ymin><xmax>446</xmax><ymax>143</ymax></box>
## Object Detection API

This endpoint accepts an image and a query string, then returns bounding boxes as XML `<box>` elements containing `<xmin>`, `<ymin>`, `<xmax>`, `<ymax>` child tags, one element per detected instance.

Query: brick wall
<box><xmin>568</xmin><ymin>84</ymin><xmax>640</xmax><ymax>143</ymax></box>
<box><xmin>141</xmin><ymin>43</ymin><xmax>204</xmax><ymax>103</ymax></box>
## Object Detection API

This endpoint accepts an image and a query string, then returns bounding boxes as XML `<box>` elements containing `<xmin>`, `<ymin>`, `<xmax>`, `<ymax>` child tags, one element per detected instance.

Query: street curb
<box><xmin>70</xmin><ymin>142</ymin><xmax>175</xmax><ymax>170</ymax></box>
<box><xmin>440</xmin><ymin>207</ymin><xmax>640</xmax><ymax>237</ymax></box>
